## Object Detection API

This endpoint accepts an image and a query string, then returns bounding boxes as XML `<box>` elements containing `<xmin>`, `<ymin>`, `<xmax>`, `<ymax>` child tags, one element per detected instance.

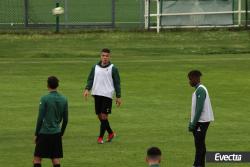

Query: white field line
<box><xmin>0</xmin><ymin>57</ymin><xmax>250</xmax><ymax>64</ymax></box>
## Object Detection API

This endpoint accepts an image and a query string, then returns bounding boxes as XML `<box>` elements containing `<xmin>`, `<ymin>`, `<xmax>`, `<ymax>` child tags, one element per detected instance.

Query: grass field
<box><xmin>0</xmin><ymin>30</ymin><xmax>250</xmax><ymax>167</ymax></box>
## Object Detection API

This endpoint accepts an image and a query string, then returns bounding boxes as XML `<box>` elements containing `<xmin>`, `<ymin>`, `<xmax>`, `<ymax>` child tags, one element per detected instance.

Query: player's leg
<box><xmin>98</xmin><ymin>96</ymin><xmax>112</xmax><ymax>139</ymax></box>
<box><xmin>52</xmin><ymin>158</ymin><xmax>60</xmax><ymax>167</ymax></box>
<box><xmin>99</xmin><ymin>113</ymin><xmax>107</xmax><ymax>141</ymax></box>
<box><xmin>50</xmin><ymin>133</ymin><xmax>63</xmax><ymax>166</ymax></box>
<box><xmin>94</xmin><ymin>96</ymin><xmax>105</xmax><ymax>143</ymax></box>
<box><xmin>33</xmin><ymin>157</ymin><xmax>42</xmax><ymax>167</ymax></box>
<box><xmin>94</xmin><ymin>96</ymin><xmax>102</xmax><ymax>117</ymax></box>
<box><xmin>102</xmin><ymin>113</ymin><xmax>114</xmax><ymax>136</ymax></box>
<box><xmin>105</xmin><ymin>116</ymin><xmax>116</xmax><ymax>142</ymax></box>
<box><xmin>193</xmin><ymin>123</ymin><xmax>204</xmax><ymax>167</ymax></box>
<box><xmin>99</xmin><ymin>113</ymin><xmax>115</xmax><ymax>143</ymax></box>
<box><xmin>200</xmin><ymin>122</ymin><xmax>210</xmax><ymax>167</ymax></box>
<box><xmin>33</xmin><ymin>134</ymin><xmax>44</xmax><ymax>167</ymax></box>
<box><xmin>102</xmin><ymin>97</ymin><xmax>116</xmax><ymax>142</ymax></box>
<box><xmin>106</xmin><ymin>116</ymin><xmax>113</xmax><ymax>134</ymax></box>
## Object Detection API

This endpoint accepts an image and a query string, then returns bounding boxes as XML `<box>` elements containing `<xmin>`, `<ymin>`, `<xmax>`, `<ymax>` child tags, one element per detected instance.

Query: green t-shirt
<box><xmin>35</xmin><ymin>91</ymin><xmax>68</xmax><ymax>136</ymax></box>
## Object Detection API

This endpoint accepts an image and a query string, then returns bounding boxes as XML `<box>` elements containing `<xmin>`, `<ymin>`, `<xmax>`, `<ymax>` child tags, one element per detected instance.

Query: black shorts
<box><xmin>34</xmin><ymin>133</ymin><xmax>63</xmax><ymax>159</ymax></box>
<box><xmin>94</xmin><ymin>95</ymin><xmax>112</xmax><ymax>115</ymax></box>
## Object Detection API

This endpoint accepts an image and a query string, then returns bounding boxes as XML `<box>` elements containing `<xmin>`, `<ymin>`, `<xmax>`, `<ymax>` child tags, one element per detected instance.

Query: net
<box><xmin>0</xmin><ymin>0</ymin><xmax>24</xmax><ymax>25</ymax></box>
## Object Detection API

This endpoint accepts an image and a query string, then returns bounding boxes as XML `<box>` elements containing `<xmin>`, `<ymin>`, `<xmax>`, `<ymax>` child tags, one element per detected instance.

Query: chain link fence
<box><xmin>0</xmin><ymin>0</ymin><xmax>145</xmax><ymax>30</ymax></box>
<box><xmin>0</xmin><ymin>0</ymin><xmax>249</xmax><ymax>30</ymax></box>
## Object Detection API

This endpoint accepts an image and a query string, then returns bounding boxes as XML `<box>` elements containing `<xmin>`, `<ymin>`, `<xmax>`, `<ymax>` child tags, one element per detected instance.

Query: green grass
<box><xmin>0</xmin><ymin>30</ymin><xmax>250</xmax><ymax>167</ymax></box>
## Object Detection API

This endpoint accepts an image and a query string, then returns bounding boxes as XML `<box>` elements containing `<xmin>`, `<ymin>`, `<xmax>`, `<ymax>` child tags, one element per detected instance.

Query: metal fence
<box><xmin>145</xmin><ymin>0</ymin><xmax>250</xmax><ymax>32</ymax></box>
<box><xmin>0</xmin><ymin>0</ymin><xmax>249</xmax><ymax>31</ymax></box>
<box><xmin>0</xmin><ymin>0</ymin><xmax>145</xmax><ymax>30</ymax></box>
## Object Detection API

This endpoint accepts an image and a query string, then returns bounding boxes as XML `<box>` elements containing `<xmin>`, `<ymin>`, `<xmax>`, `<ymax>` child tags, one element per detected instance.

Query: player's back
<box><xmin>40</xmin><ymin>91</ymin><xmax>67</xmax><ymax>134</ymax></box>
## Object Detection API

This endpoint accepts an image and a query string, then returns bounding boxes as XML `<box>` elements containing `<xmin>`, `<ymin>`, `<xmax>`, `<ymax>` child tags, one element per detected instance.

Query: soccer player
<box><xmin>83</xmin><ymin>48</ymin><xmax>121</xmax><ymax>144</ymax></box>
<box><xmin>33</xmin><ymin>76</ymin><xmax>68</xmax><ymax>167</ymax></box>
<box><xmin>146</xmin><ymin>147</ymin><xmax>162</xmax><ymax>167</ymax></box>
<box><xmin>188</xmin><ymin>70</ymin><xmax>214</xmax><ymax>167</ymax></box>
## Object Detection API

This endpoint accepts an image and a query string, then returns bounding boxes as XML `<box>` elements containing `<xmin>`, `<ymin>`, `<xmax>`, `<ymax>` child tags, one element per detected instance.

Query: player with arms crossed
<box><xmin>188</xmin><ymin>70</ymin><xmax>214</xmax><ymax>167</ymax></box>
<box><xmin>33</xmin><ymin>76</ymin><xmax>68</xmax><ymax>167</ymax></box>
<box><xmin>83</xmin><ymin>48</ymin><xmax>121</xmax><ymax>144</ymax></box>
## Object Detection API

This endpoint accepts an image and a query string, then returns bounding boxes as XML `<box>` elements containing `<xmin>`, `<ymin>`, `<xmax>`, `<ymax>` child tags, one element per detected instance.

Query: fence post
<box><xmin>246</xmin><ymin>0</ymin><xmax>249</xmax><ymax>28</ymax></box>
<box><xmin>238</xmin><ymin>0</ymin><xmax>242</xmax><ymax>26</ymax></box>
<box><xmin>64</xmin><ymin>0</ymin><xmax>68</xmax><ymax>29</ymax></box>
<box><xmin>139</xmin><ymin>0</ymin><xmax>144</xmax><ymax>28</ymax></box>
<box><xmin>145</xmin><ymin>0</ymin><xmax>149</xmax><ymax>29</ymax></box>
<box><xmin>24</xmin><ymin>0</ymin><xmax>29</xmax><ymax>27</ymax></box>
<box><xmin>112</xmin><ymin>0</ymin><xmax>115</xmax><ymax>28</ymax></box>
<box><xmin>55</xmin><ymin>2</ymin><xmax>60</xmax><ymax>33</ymax></box>
<box><xmin>157</xmin><ymin>0</ymin><xmax>160</xmax><ymax>33</ymax></box>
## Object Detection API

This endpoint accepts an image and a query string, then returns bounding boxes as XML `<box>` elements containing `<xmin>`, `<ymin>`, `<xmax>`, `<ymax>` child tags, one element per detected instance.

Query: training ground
<box><xmin>0</xmin><ymin>30</ymin><xmax>249</xmax><ymax>167</ymax></box>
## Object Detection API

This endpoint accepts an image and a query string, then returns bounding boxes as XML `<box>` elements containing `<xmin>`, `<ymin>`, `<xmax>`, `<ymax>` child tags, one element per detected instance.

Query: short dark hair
<box><xmin>47</xmin><ymin>76</ymin><xmax>59</xmax><ymax>89</ymax></box>
<box><xmin>147</xmin><ymin>147</ymin><xmax>162</xmax><ymax>159</ymax></box>
<box><xmin>101</xmin><ymin>48</ymin><xmax>110</xmax><ymax>53</ymax></box>
<box><xmin>188</xmin><ymin>70</ymin><xmax>202</xmax><ymax>78</ymax></box>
